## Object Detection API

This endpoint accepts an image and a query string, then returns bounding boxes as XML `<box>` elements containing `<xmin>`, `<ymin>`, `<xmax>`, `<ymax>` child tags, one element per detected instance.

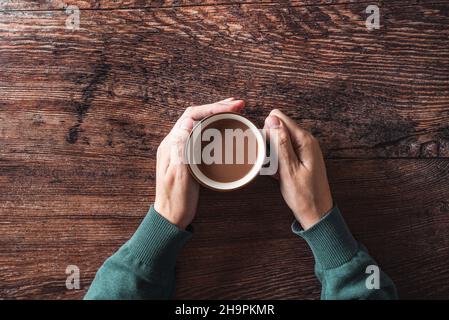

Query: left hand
<box><xmin>154</xmin><ymin>98</ymin><xmax>245</xmax><ymax>229</ymax></box>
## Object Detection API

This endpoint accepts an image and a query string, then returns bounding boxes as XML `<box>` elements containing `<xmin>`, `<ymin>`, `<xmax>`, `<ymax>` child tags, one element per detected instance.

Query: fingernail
<box><xmin>223</xmin><ymin>97</ymin><xmax>234</xmax><ymax>102</ymax></box>
<box><xmin>265</xmin><ymin>115</ymin><xmax>281</xmax><ymax>129</ymax></box>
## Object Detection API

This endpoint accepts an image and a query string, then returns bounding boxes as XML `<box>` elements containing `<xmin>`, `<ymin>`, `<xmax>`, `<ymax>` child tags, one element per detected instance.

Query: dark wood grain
<box><xmin>1</xmin><ymin>2</ymin><xmax>448</xmax><ymax>158</ymax></box>
<box><xmin>0</xmin><ymin>0</ymin><xmax>431</xmax><ymax>11</ymax></box>
<box><xmin>1</xmin><ymin>0</ymin><xmax>449</xmax><ymax>299</ymax></box>
<box><xmin>1</xmin><ymin>159</ymin><xmax>449</xmax><ymax>299</ymax></box>
<box><xmin>177</xmin><ymin>159</ymin><xmax>449</xmax><ymax>299</ymax></box>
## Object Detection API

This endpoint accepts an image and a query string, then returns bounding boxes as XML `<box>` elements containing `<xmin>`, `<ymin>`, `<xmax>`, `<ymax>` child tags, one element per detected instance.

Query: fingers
<box><xmin>264</xmin><ymin>115</ymin><xmax>298</xmax><ymax>176</ymax></box>
<box><xmin>179</xmin><ymin>117</ymin><xmax>194</xmax><ymax>131</ymax></box>
<box><xmin>268</xmin><ymin>109</ymin><xmax>319</xmax><ymax>167</ymax></box>
<box><xmin>167</xmin><ymin>98</ymin><xmax>244</xmax><ymax>167</ymax></box>
<box><xmin>269</xmin><ymin>109</ymin><xmax>310</xmax><ymax>141</ymax></box>
<box><xmin>169</xmin><ymin>117</ymin><xmax>194</xmax><ymax>166</ymax></box>
<box><xmin>181</xmin><ymin>98</ymin><xmax>245</xmax><ymax>122</ymax></box>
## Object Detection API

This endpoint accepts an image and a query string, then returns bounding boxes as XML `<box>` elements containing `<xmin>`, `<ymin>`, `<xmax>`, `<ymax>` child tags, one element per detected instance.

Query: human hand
<box><xmin>154</xmin><ymin>98</ymin><xmax>245</xmax><ymax>229</ymax></box>
<box><xmin>264</xmin><ymin>109</ymin><xmax>333</xmax><ymax>230</ymax></box>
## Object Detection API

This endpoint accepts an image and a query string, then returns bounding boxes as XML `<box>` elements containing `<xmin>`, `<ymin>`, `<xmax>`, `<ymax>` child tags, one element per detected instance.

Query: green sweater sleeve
<box><xmin>84</xmin><ymin>206</ymin><xmax>192</xmax><ymax>300</ymax></box>
<box><xmin>292</xmin><ymin>206</ymin><xmax>398</xmax><ymax>300</ymax></box>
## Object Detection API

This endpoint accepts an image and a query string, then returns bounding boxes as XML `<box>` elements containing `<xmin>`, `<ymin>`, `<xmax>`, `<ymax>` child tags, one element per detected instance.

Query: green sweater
<box><xmin>84</xmin><ymin>206</ymin><xmax>397</xmax><ymax>300</ymax></box>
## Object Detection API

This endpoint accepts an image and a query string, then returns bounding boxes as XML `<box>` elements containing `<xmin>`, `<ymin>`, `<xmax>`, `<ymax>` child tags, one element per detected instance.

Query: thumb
<box><xmin>264</xmin><ymin>115</ymin><xmax>298</xmax><ymax>176</ymax></box>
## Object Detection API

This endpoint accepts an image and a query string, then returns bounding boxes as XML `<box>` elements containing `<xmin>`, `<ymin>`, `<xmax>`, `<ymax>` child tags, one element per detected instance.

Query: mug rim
<box><xmin>185</xmin><ymin>112</ymin><xmax>265</xmax><ymax>192</ymax></box>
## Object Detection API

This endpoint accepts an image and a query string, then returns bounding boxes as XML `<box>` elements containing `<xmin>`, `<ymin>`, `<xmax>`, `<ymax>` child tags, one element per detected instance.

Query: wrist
<box><xmin>291</xmin><ymin>206</ymin><xmax>358</xmax><ymax>269</ymax></box>
<box><xmin>154</xmin><ymin>201</ymin><xmax>192</xmax><ymax>230</ymax></box>
<box><xmin>126</xmin><ymin>206</ymin><xmax>193</xmax><ymax>274</ymax></box>
<box><xmin>295</xmin><ymin>201</ymin><xmax>333</xmax><ymax>230</ymax></box>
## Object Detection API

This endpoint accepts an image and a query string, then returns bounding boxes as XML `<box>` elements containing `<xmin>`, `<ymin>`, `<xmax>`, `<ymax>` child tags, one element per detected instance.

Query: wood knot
<box><xmin>420</xmin><ymin>141</ymin><xmax>440</xmax><ymax>157</ymax></box>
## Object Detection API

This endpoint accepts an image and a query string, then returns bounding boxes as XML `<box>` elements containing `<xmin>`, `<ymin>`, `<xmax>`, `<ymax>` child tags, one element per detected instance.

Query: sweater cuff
<box><xmin>292</xmin><ymin>206</ymin><xmax>358</xmax><ymax>270</ymax></box>
<box><xmin>127</xmin><ymin>206</ymin><xmax>192</xmax><ymax>274</ymax></box>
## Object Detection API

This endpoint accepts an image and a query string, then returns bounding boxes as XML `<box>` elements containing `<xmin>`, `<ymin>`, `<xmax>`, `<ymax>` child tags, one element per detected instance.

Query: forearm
<box><xmin>292</xmin><ymin>206</ymin><xmax>398</xmax><ymax>300</ymax></box>
<box><xmin>84</xmin><ymin>206</ymin><xmax>191</xmax><ymax>300</ymax></box>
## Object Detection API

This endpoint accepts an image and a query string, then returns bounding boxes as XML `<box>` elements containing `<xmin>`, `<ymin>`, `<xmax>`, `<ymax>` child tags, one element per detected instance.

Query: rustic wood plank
<box><xmin>1</xmin><ymin>159</ymin><xmax>448</xmax><ymax>299</ymax></box>
<box><xmin>0</xmin><ymin>0</ymin><xmax>428</xmax><ymax>11</ymax></box>
<box><xmin>1</xmin><ymin>1</ymin><xmax>449</xmax><ymax>300</ymax></box>
<box><xmin>1</xmin><ymin>2</ymin><xmax>448</xmax><ymax>159</ymax></box>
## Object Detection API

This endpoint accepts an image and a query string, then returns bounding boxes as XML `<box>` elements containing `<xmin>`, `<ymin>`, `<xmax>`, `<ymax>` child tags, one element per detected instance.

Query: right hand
<box><xmin>154</xmin><ymin>98</ymin><xmax>245</xmax><ymax>229</ymax></box>
<box><xmin>264</xmin><ymin>109</ymin><xmax>333</xmax><ymax>230</ymax></box>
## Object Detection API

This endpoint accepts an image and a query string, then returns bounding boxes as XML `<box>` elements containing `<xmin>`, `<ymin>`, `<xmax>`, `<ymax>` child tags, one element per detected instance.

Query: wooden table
<box><xmin>1</xmin><ymin>0</ymin><xmax>448</xmax><ymax>299</ymax></box>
